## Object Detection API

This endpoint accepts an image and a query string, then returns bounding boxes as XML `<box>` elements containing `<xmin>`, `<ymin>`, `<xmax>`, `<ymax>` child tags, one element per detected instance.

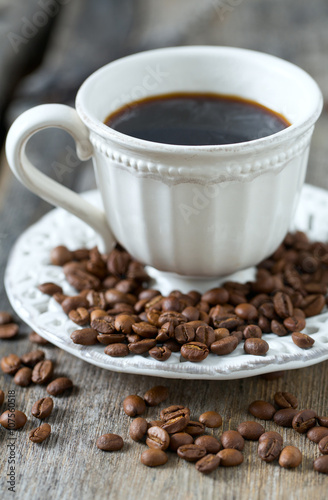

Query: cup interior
<box><xmin>77</xmin><ymin>46</ymin><xmax>322</xmax><ymax>147</ymax></box>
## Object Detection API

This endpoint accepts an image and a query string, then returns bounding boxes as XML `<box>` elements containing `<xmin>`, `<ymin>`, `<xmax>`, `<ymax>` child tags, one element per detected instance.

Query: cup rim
<box><xmin>76</xmin><ymin>45</ymin><xmax>323</xmax><ymax>155</ymax></box>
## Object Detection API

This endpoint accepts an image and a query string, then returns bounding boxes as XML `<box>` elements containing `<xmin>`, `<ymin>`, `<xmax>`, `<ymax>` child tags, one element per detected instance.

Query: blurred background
<box><xmin>0</xmin><ymin>0</ymin><xmax>327</xmax><ymax>306</ymax></box>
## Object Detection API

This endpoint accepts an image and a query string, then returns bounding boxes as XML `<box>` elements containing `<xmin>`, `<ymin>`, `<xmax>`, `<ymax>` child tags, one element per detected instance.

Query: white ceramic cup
<box><xmin>6</xmin><ymin>46</ymin><xmax>323</xmax><ymax>285</ymax></box>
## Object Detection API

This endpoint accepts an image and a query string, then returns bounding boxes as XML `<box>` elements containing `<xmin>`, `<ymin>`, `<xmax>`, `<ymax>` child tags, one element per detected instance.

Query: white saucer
<box><xmin>5</xmin><ymin>184</ymin><xmax>328</xmax><ymax>380</ymax></box>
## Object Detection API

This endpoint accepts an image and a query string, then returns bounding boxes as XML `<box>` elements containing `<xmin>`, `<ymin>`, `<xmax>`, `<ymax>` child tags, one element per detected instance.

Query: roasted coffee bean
<box><xmin>96</xmin><ymin>433</ymin><xmax>124</xmax><ymax>451</ymax></box>
<box><xmin>243</xmin><ymin>325</ymin><xmax>262</xmax><ymax>339</ymax></box>
<box><xmin>292</xmin><ymin>409</ymin><xmax>317</xmax><ymax>433</ymax></box>
<box><xmin>174</xmin><ymin>324</ymin><xmax>195</xmax><ymax>344</ymax></box>
<box><xmin>319</xmin><ymin>436</ymin><xmax>328</xmax><ymax>454</ymax></box>
<box><xmin>107</xmin><ymin>248</ymin><xmax>130</xmax><ymax>276</ymax></box>
<box><xmin>132</xmin><ymin>322</ymin><xmax>158</xmax><ymax>338</ymax></box>
<box><xmin>29</xmin><ymin>423</ymin><xmax>51</xmax><ymax>443</ymax></box>
<box><xmin>271</xmin><ymin>320</ymin><xmax>288</xmax><ymax>336</ymax></box>
<box><xmin>72</xmin><ymin>248</ymin><xmax>90</xmax><ymax>261</ymax></box>
<box><xmin>307</xmin><ymin>426</ymin><xmax>328</xmax><ymax>443</ymax></box>
<box><xmin>182</xmin><ymin>306</ymin><xmax>200</xmax><ymax>322</ymax></box>
<box><xmin>32</xmin><ymin>360</ymin><xmax>53</xmax><ymax>384</ymax></box>
<box><xmin>214</xmin><ymin>328</ymin><xmax>230</xmax><ymax>340</ymax></box>
<box><xmin>0</xmin><ymin>323</ymin><xmax>19</xmax><ymax>339</ymax></box>
<box><xmin>31</xmin><ymin>397</ymin><xmax>54</xmax><ymax>419</ymax></box>
<box><xmin>0</xmin><ymin>390</ymin><xmax>4</xmax><ymax>406</ymax></box>
<box><xmin>1</xmin><ymin>354</ymin><xmax>21</xmax><ymax>374</ymax></box>
<box><xmin>195</xmin><ymin>454</ymin><xmax>221</xmax><ymax>474</ymax></box>
<box><xmin>69</xmin><ymin>307</ymin><xmax>90</xmax><ymax>326</ymax></box>
<box><xmin>90</xmin><ymin>311</ymin><xmax>115</xmax><ymax>334</ymax></box>
<box><xmin>156</xmin><ymin>321</ymin><xmax>175</xmax><ymax>342</ymax></box>
<box><xmin>213</xmin><ymin>315</ymin><xmax>244</xmax><ymax>330</ymax></box>
<box><xmin>302</xmin><ymin>294</ymin><xmax>325</xmax><ymax>317</ymax></box>
<box><xmin>199</xmin><ymin>411</ymin><xmax>222</xmax><ymax>428</ymax></box>
<box><xmin>169</xmin><ymin>432</ymin><xmax>194</xmax><ymax>452</ymax></box>
<box><xmin>260</xmin><ymin>371</ymin><xmax>285</xmax><ymax>380</ymax></box>
<box><xmin>29</xmin><ymin>331</ymin><xmax>48</xmax><ymax>345</ymax></box>
<box><xmin>273</xmin><ymin>408</ymin><xmax>299</xmax><ymax>428</ymax></box>
<box><xmin>194</xmin><ymin>325</ymin><xmax>215</xmax><ymax>346</ymax></box>
<box><xmin>123</xmin><ymin>395</ymin><xmax>146</xmax><ymax>417</ymax></box>
<box><xmin>104</xmin><ymin>343</ymin><xmax>129</xmax><ymax>357</ymax></box>
<box><xmin>221</xmin><ymin>430</ymin><xmax>244</xmax><ymax>451</ymax></box>
<box><xmin>145</xmin><ymin>295</ymin><xmax>163</xmax><ymax>312</ymax></box>
<box><xmin>279</xmin><ymin>446</ymin><xmax>302</xmax><ymax>468</ymax></box>
<box><xmin>163</xmin><ymin>339</ymin><xmax>180</xmax><ymax>352</ymax></box>
<box><xmin>61</xmin><ymin>295</ymin><xmax>89</xmax><ymax>315</ymax></box>
<box><xmin>97</xmin><ymin>333</ymin><xmax>126</xmax><ymax>345</ymax></box>
<box><xmin>149</xmin><ymin>346</ymin><xmax>171</xmax><ymax>362</ymax></box>
<box><xmin>38</xmin><ymin>282</ymin><xmax>63</xmax><ymax>296</ymax></box>
<box><xmin>259</xmin><ymin>431</ymin><xmax>283</xmax><ymax>445</ymax></box>
<box><xmin>313</xmin><ymin>455</ymin><xmax>328</xmax><ymax>474</ymax></box>
<box><xmin>105</xmin><ymin>289</ymin><xmax>136</xmax><ymax>306</ymax></box>
<box><xmin>53</xmin><ymin>292</ymin><xmax>67</xmax><ymax>304</ymax></box>
<box><xmin>217</xmin><ymin>449</ymin><xmax>244</xmax><ymax>466</ymax></box>
<box><xmin>139</xmin><ymin>289</ymin><xmax>161</xmax><ymax>301</ymax></box>
<box><xmin>149</xmin><ymin>420</ymin><xmax>164</xmax><ymax>428</ymax></box>
<box><xmin>0</xmin><ymin>311</ymin><xmax>13</xmax><ymax>325</ymax></box>
<box><xmin>177</xmin><ymin>444</ymin><xmax>207</xmax><ymax>462</ymax></box>
<box><xmin>237</xmin><ymin>421</ymin><xmax>265</xmax><ymax>440</ymax></box>
<box><xmin>128</xmin><ymin>338</ymin><xmax>156</xmax><ymax>354</ymax></box>
<box><xmin>140</xmin><ymin>449</ymin><xmax>168</xmax><ymax>467</ymax></box>
<box><xmin>47</xmin><ymin>377</ymin><xmax>73</xmax><ymax>396</ymax></box>
<box><xmin>283</xmin><ymin>316</ymin><xmax>306</xmax><ymax>332</ymax></box>
<box><xmin>244</xmin><ymin>338</ymin><xmax>269</xmax><ymax>356</ymax></box>
<box><xmin>258</xmin><ymin>315</ymin><xmax>271</xmax><ymax>333</ymax></box>
<box><xmin>14</xmin><ymin>367</ymin><xmax>32</xmax><ymax>387</ymax></box>
<box><xmin>248</xmin><ymin>400</ymin><xmax>276</xmax><ymax>420</ymax></box>
<box><xmin>231</xmin><ymin>331</ymin><xmax>243</xmax><ymax>344</ymax></box>
<box><xmin>184</xmin><ymin>421</ymin><xmax>205</xmax><ymax>437</ymax></box>
<box><xmin>64</xmin><ymin>263</ymin><xmax>101</xmax><ymax>291</ymax></box>
<box><xmin>194</xmin><ymin>435</ymin><xmax>221</xmax><ymax>454</ymax></box>
<box><xmin>274</xmin><ymin>391</ymin><xmax>298</xmax><ymax>409</ymax></box>
<box><xmin>202</xmin><ymin>288</ymin><xmax>229</xmax><ymax>305</ymax></box>
<box><xmin>180</xmin><ymin>342</ymin><xmax>209</xmax><ymax>362</ymax></box>
<box><xmin>50</xmin><ymin>245</ymin><xmax>73</xmax><ymax>265</ymax></box>
<box><xmin>258</xmin><ymin>436</ymin><xmax>282</xmax><ymax>462</ymax></box>
<box><xmin>70</xmin><ymin>328</ymin><xmax>99</xmax><ymax>345</ymax></box>
<box><xmin>273</xmin><ymin>292</ymin><xmax>293</xmax><ymax>319</ymax></box>
<box><xmin>160</xmin><ymin>406</ymin><xmax>190</xmax><ymax>433</ymax></box>
<box><xmin>21</xmin><ymin>350</ymin><xmax>45</xmax><ymax>368</ymax></box>
<box><xmin>114</xmin><ymin>314</ymin><xmax>136</xmax><ymax>334</ymax></box>
<box><xmin>86</xmin><ymin>290</ymin><xmax>107</xmax><ymax>308</ymax></box>
<box><xmin>0</xmin><ymin>410</ymin><xmax>27</xmax><ymax>429</ymax></box>
<box><xmin>235</xmin><ymin>303</ymin><xmax>258</xmax><ymax>321</ymax></box>
<box><xmin>318</xmin><ymin>416</ymin><xmax>328</xmax><ymax>427</ymax></box>
<box><xmin>146</xmin><ymin>426</ymin><xmax>170</xmax><ymax>450</ymax></box>
<box><xmin>258</xmin><ymin>302</ymin><xmax>276</xmax><ymax>320</ymax></box>
<box><xmin>210</xmin><ymin>336</ymin><xmax>238</xmax><ymax>355</ymax></box>
<box><xmin>143</xmin><ymin>386</ymin><xmax>169</xmax><ymax>407</ymax></box>
<box><xmin>129</xmin><ymin>417</ymin><xmax>148</xmax><ymax>441</ymax></box>
<box><xmin>162</xmin><ymin>296</ymin><xmax>181</xmax><ymax>312</ymax></box>
<box><xmin>292</xmin><ymin>332</ymin><xmax>315</xmax><ymax>349</ymax></box>
<box><xmin>250</xmin><ymin>294</ymin><xmax>271</xmax><ymax>308</ymax></box>
<box><xmin>108</xmin><ymin>303</ymin><xmax>135</xmax><ymax>315</ymax></box>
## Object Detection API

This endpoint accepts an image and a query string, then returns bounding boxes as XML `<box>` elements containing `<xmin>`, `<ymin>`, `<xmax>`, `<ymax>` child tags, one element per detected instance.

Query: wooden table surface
<box><xmin>0</xmin><ymin>1</ymin><xmax>327</xmax><ymax>499</ymax></box>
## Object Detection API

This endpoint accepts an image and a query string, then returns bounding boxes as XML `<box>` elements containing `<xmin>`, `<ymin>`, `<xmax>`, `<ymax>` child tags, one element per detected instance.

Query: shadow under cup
<box><xmin>77</xmin><ymin>46</ymin><xmax>323</xmax><ymax>281</ymax></box>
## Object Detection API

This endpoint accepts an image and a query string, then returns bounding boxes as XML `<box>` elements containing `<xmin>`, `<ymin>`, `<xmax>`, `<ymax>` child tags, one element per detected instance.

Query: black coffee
<box><xmin>105</xmin><ymin>93</ymin><xmax>290</xmax><ymax>146</ymax></box>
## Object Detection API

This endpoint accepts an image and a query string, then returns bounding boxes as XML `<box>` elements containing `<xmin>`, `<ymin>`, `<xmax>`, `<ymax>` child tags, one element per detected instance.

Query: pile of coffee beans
<box><xmin>38</xmin><ymin>231</ymin><xmax>328</xmax><ymax>362</ymax></box>
<box><xmin>0</xmin><ymin>345</ymin><xmax>73</xmax><ymax>443</ymax></box>
<box><xmin>94</xmin><ymin>385</ymin><xmax>328</xmax><ymax>475</ymax></box>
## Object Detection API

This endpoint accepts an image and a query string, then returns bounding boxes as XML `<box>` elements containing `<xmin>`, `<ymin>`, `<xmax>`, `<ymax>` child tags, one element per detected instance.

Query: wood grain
<box><xmin>0</xmin><ymin>1</ymin><xmax>328</xmax><ymax>498</ymax></box>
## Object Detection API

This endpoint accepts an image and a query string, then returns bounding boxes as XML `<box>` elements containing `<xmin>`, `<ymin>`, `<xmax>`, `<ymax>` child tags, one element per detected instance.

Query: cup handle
<box><xmin>6</xmin><ymin>104</ymin><xmax>116</xmax><ymax>252</ymax></box>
